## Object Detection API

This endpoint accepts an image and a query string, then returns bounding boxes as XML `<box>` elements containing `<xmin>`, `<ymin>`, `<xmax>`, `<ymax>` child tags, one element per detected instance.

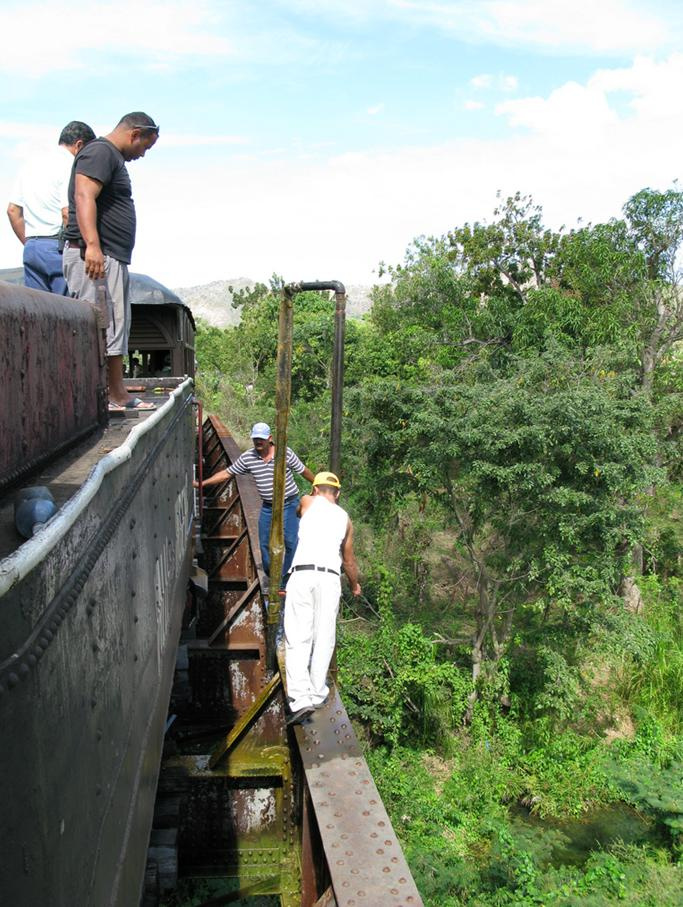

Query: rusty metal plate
<box><xmin>0</xmin><ymin>283</ymin><xmax>107</xmax><ymax>492</ymax></box>
<box><xmin>295</xmin><ymin>690</ymin><xmax>423</xmax><ymax>907</ymax></box>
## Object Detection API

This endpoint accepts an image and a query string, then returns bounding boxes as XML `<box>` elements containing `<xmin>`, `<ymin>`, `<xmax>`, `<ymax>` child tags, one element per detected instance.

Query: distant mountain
<box><xmin>172</xmin><ymin>279</ymin><xmax>376</xmax><ymax>329</ymax></box>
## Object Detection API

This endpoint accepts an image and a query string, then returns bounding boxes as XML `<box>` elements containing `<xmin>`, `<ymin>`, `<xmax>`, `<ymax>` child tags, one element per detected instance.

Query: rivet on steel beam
<box><xmin>8</xmin><ymin>673</ymin><xmax>20</xmax><ymax>688</ymax></box>
<box><xmin>20</xmin><ymin>664</ymin><xmax>30</xmax><ymax>677</ymax></box>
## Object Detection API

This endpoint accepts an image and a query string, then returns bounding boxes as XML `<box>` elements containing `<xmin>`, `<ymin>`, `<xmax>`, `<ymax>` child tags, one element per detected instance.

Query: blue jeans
<box><xmin>259</xmin><ymin>496</ymin><xmax>300</xmax><ymax>585</ymax></box>
<box><xmin>24</xmin><ymin>238</ymin><xmax>68</xmax><ymax>295</ymax></box>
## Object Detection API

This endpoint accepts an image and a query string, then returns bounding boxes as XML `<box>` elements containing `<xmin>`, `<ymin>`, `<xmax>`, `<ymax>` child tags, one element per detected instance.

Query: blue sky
<box><xmin>2</xmin><ymin>0</ymin><xmax>682</xmax><ymax>290</ymax></box>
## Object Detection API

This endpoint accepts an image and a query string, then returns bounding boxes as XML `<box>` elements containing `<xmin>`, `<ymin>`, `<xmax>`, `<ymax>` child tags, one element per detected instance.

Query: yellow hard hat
<box><xmin>313</xmin><ymin>471</ymin><xmax>341</xmax><ymax>488</ymax></box>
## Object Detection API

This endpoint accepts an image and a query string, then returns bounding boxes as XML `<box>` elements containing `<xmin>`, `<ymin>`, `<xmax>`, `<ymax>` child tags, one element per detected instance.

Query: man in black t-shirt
<box><xmin>63</xmin><ymin>112</ymin><xmax>159</xmax><ymax>413</ymax></box>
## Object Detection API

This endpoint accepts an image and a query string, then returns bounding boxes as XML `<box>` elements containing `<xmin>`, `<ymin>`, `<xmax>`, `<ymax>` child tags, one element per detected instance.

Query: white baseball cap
<box><xmin>251</xmin><ymin>422</ymin><xmax>271</xmax><ymax>440</ymax></box>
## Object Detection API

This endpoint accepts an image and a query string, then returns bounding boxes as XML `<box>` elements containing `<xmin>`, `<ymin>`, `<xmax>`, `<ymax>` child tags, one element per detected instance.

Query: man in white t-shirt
<box><xmin>284</xmin><ymin>471</ymin><xmax>361</xmax><ymax>725</ymax></box>
<box><xmin>7</xmin><ymin>121</ymin><xmax>95</xmax><ymax>294</ymax></box>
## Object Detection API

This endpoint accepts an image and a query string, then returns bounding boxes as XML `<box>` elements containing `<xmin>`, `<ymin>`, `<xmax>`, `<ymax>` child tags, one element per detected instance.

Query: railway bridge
<box><xmin>0</xmin><ymin>277</ymin><xmax>423</xmax><ymax>906</ymax></box>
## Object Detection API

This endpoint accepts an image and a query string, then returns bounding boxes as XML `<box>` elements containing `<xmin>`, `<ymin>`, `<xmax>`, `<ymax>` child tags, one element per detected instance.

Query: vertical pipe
<box><xmin>196</xmin><ymin>400</ymin><xmax>204</xmax><ymax>522</ymax></box>
<box><xmin>330</xmin><ymin>291</ymin><xmax>346</xmax><ymax>477</ymax></box>
<box><xmin>267</xmin><ymin>288</ymin><xmax>294</xmax><ymax>662</ymax></box>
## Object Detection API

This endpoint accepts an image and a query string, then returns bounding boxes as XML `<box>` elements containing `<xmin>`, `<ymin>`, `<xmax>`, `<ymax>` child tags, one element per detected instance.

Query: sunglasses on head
<box><xmin>130</xmin><ymin>124</ymin><xmax>160</xmax><ymax>135</ymax></box>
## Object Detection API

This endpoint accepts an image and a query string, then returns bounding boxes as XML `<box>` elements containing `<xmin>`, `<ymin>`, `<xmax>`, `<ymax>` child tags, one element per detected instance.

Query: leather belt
<box><xmin>26</xmin><ymin>234</ymin><xmax>60</xmax><ymax>240</ymax></box>
<box><xmin>290</xmin><ymin>564</ymin><xmax>339</xmax><ymax>576</ymax></box>
<box><xmin>262</xmin><ymin>494</ymin><xmax>298</xmax><ymax>509</ymax></box>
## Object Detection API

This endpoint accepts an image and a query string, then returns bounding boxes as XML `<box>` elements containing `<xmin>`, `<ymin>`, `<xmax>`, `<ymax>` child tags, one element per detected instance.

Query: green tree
<box><xmin>349</xmin><ymin>350</ymin><xmax>657</xmax><ymax>711</ymax></box>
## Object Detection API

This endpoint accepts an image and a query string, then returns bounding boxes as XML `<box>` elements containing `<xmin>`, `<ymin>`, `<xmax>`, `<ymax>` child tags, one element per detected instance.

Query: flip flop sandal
<box><xmin>125</xmin><ymin>397</ymin><xmax>156</xmax><ymax>411</ymax></box>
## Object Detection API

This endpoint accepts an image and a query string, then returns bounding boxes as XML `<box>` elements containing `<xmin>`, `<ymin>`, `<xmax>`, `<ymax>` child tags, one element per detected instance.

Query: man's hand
<box><xmin>74</xmin><ymin>173</ymin><xmax>104</xmax><ymax>278</ymax></box>
<box><xmin>84</xmin><ymin>243</ymin><xmax>105</xmax><ymax>280</ymax></box>
<box><xmin>351</xmin><ymin>582</ymin><xmax>362</xmax><ymax>597</ymax></box>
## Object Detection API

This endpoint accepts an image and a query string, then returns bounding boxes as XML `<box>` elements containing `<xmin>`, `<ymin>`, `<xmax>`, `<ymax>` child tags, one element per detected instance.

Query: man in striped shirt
<box><xmin>200</xmin><ymin>422</ymin><xmax>315</xmax><ymax>585</ymax></box>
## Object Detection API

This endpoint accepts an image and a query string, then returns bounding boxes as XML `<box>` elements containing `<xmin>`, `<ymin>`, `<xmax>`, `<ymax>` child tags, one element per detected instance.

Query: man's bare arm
<box><xmin>341</xmin><ymin>520</ymin><xmax>361</xmax><ymax>595</ymax></box>
<box><xmin>7</xmin><ymin>203</ymin><xmax>25</xmax><ymax>244</ymax></box>
<box><xmin>194</xmin><ymin>467</ymin><xmax>234</xmax><ymax>489</ymax></box>
<box><xmin>74</xmin><ymin>173</ymin><xmax>104</xmax><ymax>279</ymax></box>
<box><xmin>302</xmin><ymin>465</ymin><xmax>315</xmax><ymax>483</ymax></box>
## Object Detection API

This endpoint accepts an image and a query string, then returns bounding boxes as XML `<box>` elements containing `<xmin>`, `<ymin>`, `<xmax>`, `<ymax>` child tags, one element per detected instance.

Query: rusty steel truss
<box><xmin>157</xmin><ymin>414</ymin><xmax>422</xmax><ymax>906</ymax></box>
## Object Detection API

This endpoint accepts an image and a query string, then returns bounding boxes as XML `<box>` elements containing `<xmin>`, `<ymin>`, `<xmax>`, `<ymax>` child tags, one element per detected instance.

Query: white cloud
<box><xmin>3</xmin><ymin>1</ymin><xmax>678</xmax><ymax>82</ymax></box>
<box><xmin>277</xmin><ymin>0</ymin><xmax>679</xmax><ymax>55</ymax></box>
<box><xmin>496</xmin><ymin>53</ymin><xmax>683</xmax><ymax>136</ymax></box>
<box><xmin>470</xmin><ymin>72</ymin><xmax>518</xmax><ymax>92</ymax></box>
<box><xmin>162</xmin><ymin>134</ymin><xmax>250</xmax><ymax>148</ymax></box>
<box><xmin>496</xmin><ymin>81</ymin><xmax>620</xmax><ymax>136</ymax></box>
<box><xmin>367</xmin><ymin>103</ymin><xmax>385</xmax><ymax>115</ymax></box>
<box><xmin>0</xmin><ymin>1</ymin><xmax>236</xmax><ymax>76</ymax></box>
<box><xmin>0</xmin><ymin>0</ymin><xmax>344</xmax><ymax>77</ymax></box>
<box><xmin>452</xmin><ymin>0</ymin><xmax>670</xmax><ymax>54</ymax></box>
<box><xmin>463</xmin><ymin>100</ymin><xmax>485</xmax><ymax>110</ymax></box>
<box><xmin>470</xmin><ymin>74</ymin><xmax>493</xmax><ymax>89</ymax></box>
<box><xmin>1</xmin><ymin>53</ymin><xmax>681</xmax><ymax>289</ymax></box>
<box><xmin>125</xmin><ymin>55</ymin><xmax>682</xmax><ymax>286</ymax></box>
<box><xmin>500</xmin><ymin>74</ymin><xmax>518</xmax><ymax>92</ymax></box>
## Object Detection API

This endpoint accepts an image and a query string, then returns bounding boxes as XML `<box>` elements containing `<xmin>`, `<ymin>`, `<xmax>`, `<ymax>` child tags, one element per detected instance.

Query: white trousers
<box><xmin>284</xmin><ymin>571</ymin><xmax>340</xmax><ymax>711</ymax></box>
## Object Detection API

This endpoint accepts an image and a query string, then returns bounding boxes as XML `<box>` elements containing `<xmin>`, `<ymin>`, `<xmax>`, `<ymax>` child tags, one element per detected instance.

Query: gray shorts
<box><xmin>63</xmin><ymin>244</ymin><xmax>131</xmax><ymax>357</ymax></box>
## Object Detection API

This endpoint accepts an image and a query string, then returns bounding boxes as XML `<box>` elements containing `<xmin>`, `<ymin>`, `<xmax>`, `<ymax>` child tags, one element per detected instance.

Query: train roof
<box><xmin>0</xmin><ymin>267</ymin><xmax>195</xmax><ymax>329</ymax></box>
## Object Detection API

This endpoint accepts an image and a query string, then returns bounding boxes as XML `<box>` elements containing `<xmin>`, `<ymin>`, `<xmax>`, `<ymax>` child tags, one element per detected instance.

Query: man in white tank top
<box><xmin>284</xmin><ymin>471</ymin><xmax>361</xmax><ymax>725</ymax></box>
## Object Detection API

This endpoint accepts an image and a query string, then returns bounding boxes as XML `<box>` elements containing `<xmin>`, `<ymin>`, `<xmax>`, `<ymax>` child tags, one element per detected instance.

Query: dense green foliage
<box><xmin>195</xmin><ymin>187</ymin><xmax>683</xmax><ymax>904</ymax></box>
